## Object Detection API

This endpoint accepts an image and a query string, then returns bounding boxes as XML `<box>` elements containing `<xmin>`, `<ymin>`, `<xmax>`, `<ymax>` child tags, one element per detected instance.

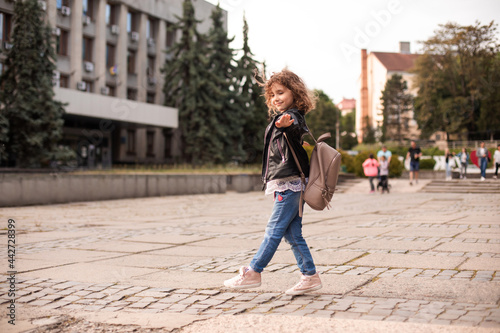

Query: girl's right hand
<box><xmin>275</xmin><ymin>114</ymin><xmax>294</xmax><ymax>128</ymax></box>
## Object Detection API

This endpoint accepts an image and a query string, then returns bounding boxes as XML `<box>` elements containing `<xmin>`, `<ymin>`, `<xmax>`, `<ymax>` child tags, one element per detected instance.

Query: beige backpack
<box><xmin>284</xmin><ymin>132</ymin><xmax>342</xmax><ymax>217</ymax></box>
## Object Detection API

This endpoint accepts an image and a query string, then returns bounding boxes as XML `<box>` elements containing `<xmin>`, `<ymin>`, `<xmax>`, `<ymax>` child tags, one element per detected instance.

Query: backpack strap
<box><xmin>283</xmin><ymin>132</ymin><xmax>306</xmax><ymax>217</ymax></box>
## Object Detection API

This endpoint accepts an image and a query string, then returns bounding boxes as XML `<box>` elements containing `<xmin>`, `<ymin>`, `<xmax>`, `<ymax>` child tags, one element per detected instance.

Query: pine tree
<box><xmin>0</xmin><ymin>0</ymin><xmax>65</xmax><ymax>167</ymax></box>
<box><xmin>306</xmin><ymin>90</ymin><xmax>338</xmax><ymax>147</ymax></box>
<box><xmin>380</xmin><ymin>74</ymin><xmax>413</xmax><ymax>143</ymax></box>
<box><xmin>234</xmin><ymin>16</ymin><xmax>268</xmax><ymax>164</ymax></box>
<box><xmin>162</xmin><ymin>0</ymin><xmax>224</xmax><ymax>165</ymax></box>
<box><xmin>207</xmin><ymin>4</ymin><xmax>245</xmax><ymax>163</ymax></box>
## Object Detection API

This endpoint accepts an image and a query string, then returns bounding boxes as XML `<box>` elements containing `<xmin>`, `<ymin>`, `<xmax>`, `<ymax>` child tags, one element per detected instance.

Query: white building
<box><xmin>356</xmin><ymin>42</ymin><xmax>420</xmax><ymax>143</ymax></box>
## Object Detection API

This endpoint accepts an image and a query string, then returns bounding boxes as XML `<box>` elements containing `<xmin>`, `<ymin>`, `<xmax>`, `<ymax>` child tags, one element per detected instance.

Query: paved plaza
<box><xmin>1</xmin><ymin>179</ymin><xmax>500</xmax><ymax>332</ymax></box>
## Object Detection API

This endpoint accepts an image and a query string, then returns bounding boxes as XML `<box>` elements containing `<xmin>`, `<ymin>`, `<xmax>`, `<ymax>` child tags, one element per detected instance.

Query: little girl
<box><xmin>378</xmin><ymin>155</ymin><xmax>389</xmax><ymax>193</ymax></box>
<box><xmin>224</xmin><ymin>69</ymin><xmax>321</xmax><ymax>295</ymax></box>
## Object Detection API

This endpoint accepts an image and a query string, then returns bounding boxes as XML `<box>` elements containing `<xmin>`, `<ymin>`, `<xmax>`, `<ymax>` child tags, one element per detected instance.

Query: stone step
<box><xmin>420</xmin><ymin>179</ymin><xmax>500</xmax><ymax>193</ymax></box>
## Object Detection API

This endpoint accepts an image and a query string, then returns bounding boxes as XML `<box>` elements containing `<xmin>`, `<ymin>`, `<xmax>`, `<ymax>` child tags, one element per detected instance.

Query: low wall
<box><xmin>0</xmin><ymin>173</ymin><xmax>227</xmax><ymax>207</ymax></box>
<box><xmin>0</xmin><ymin>173</ymin><xmax>361</xmax><ymax>207</ymax></box>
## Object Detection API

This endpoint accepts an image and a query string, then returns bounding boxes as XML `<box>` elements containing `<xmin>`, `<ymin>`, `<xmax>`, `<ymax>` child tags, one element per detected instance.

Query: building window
<box><xmin>105</xmin><ymin>4</ymin><xmax>118</xmax><ymax>25</ymax></box>
<box><xmin>127</xmin><ymin>88</ymin><xmax>137</xmax><ymax>101</ymax></box>
<box><xmin>106</xmin><ymin>43</ymin><xmax>115</xmax><ymax>68</ymax></box>
<box><xmin>127</xmin><ymin>49</ymin><xmax>136</xmax><ymax>74</ymax></box>
<box><xmin>106</xmin><ymin>85</ymin><xmax>116</xmax><ymax>97</ymax></box>
<box><xmin>146</xmin><ymin>131</ymin><xmax>155</xmax><ymax>157</ymax></box>
<box><xmin>56</xmin><ymin>0</ymin><xmax>70</xmax><ymax>9</ymax></box>
<box><xmin>56</xmin><ymin>29</ymin><xmax>69</xmax><ymax>56</ymax></box>
<box><xmin>127</xmin><ymin>129</ymin><xmax>136</xmax><ymax>154</ymax></box>
<box><xmin>127</xmin><ymin>11</ymin><xmax>138</xmax><ymax>33</ymax></box>
<box><xmin>0</xmin><ymin>12</ymin><xmax>13</xmax><ymax>43</ymax></box>
<box><xmin>82</xmin><ymin>36</ymin><xmax>93</xmax><ymax>62</ymax></box>
<box><xmin>147</xmin><ymin>56</ymin><xmax>155</xmax><ymax>75</ymax></box>
<box><xmin>60</xmin><ymin>75</ymin><xmax>69</xmax><ymax>88</ymax></box>
<box><xmin>82</xmin><ymin>0</ymin><xmax>94</xmax><ymax>19</ymax></box>
<box><xmin>166</xmin><ymin>23</ymin><xmax>176</xmax><ymax>48</ymax></box>
<box><xmin>146</xmin><ymin>17</ymin><xmax>156</xmax><ymax>40</ymax></box>
<box><xmin>83</xmin><ymin>80</ymin><xmax>94</xmax><ymax>93</ymax></box>
<box><xmin>146</xmin><ymin>92</ymin><xmax>155</xmax><ymax>104</ymax></box>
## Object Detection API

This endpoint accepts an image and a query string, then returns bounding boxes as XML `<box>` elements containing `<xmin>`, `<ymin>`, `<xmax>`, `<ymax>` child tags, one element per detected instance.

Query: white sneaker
<box><xmin>285</xmin><ymin>273</ymin><xmax>322</xmax><ymax>295</ymax></box>
<box><xmin>224</xmin><ymin>266</ymin><xmax>261</xmax><ymax>289</ymax></box>
<box><xmin>480</xmin><ymin>177</ymin><xmax>485</xmax><ymax>181</ymax></box>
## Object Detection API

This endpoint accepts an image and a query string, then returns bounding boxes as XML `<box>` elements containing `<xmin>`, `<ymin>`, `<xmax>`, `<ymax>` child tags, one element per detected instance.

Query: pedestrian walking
<box><xmin>377</xmin><ymin>145</ymin><xmax>392</xmax><ymax>164</ymax></box>
<box><xmin>378</xmin><ymin>155</ymin><xmax>390</xmax><ymax>193</ymax></box>
<box><xmin>224</xmin><ymin>69</ymin><xmax>322</xmax><ymax>295</ymax></box>
<box><xmin>494</xmin><ymin>144</ymin><xmax>500</xmax><ymax>179</ymax></box>
<box><xmin>456</xmin><ymin>148</ymin><xmax>469</xmax><ymax>179</ymax></box>
<box><xmin>406</xmin><ymin>141</ymin><xmax>422</xmax><ymax>185</ymax></box>
<box><xmin>477</xmin><ymin>142</ymin><xmax>488</xmax><ymax>181</ymax></box>
<box><xmin>377</xmin><ymin>145</ymin><xmax>392</xmax><ymax>181</ymax></box>
<box><xmin>362</xmin><ymin>154</ymin><xmax>379</xmax><ymax>193</ymax></box>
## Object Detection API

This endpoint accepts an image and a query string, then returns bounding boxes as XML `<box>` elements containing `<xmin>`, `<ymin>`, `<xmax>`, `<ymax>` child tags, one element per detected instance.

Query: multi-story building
<box><xmin>356</xmin><ymin>42</ymin><xmax>421</xmax><ymax>143</ymax></box>
<box><xmin>336</xmin><ymin>97</ymin><xmax>355</xmax><ymax>116</ymax></box>
<box><xmin>0</xmin><ymin>0</ymin><xmax>225</xmax><ymax>168</ymax></box>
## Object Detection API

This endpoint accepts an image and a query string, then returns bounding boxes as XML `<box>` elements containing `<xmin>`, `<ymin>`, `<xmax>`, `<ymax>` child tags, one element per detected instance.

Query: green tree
<box><xmin>0</xmin><ymin>0</ymin><xmax>65</xmax><ymax>167</ymax></box>
<box><xmin>340</xmin><ymin>110</ymin><xmax>358</xmax><ymax>150</ymax></box>
<box><xmin>413</xmin><ymin>21</ymin><xmax>500</xmax><ymax>140</ymax></box>
<box><xmin>234</xmin><ymin>16</ymin><xmax>268</xmax><ymax>164</ymax></box>
<box><xmin>380</xmin><ymin>74</ymin><xmax>413</xmax><ymax>143</ymax></box>
<box><xmin>162</xmin><ymin>0</ymin><xmax>224</xmax><ymax>164</ymax></box>
<box><xmin>207</xmin><ymin>4</ymin><xmax>245</xmax><ymax>163</ymax></box>
<box><xmin>362</xmin><ymin>116</ymin><xmax>376</xmax><ymax>144</ymax></box>
<box><xmin>306</xmin><ymin>90</ymin><xmax>338</xmax><ymax>147</ymax></box>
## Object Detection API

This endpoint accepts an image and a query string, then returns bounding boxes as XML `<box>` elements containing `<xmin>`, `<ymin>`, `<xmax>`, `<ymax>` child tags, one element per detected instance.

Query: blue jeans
<box><xmin>480</xmin><ymin>157</ymin><xmax>488</xmax><ymax>178</ymax></box>
<box><xmin>445</xmin><ymin>162</ymin><xmax>451</xmax><ymax>178</ymax></box>
<box><xmin>250</xmin><ymin>190</ymin><xmax>316</xmax><ymax>276</ymax></box>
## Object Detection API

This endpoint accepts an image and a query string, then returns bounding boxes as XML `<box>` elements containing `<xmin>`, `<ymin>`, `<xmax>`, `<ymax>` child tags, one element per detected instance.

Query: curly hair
<box><xmin>256</xmin><ymin>68</ymin><xmax>317</xmax><ymax>117</ymax></box>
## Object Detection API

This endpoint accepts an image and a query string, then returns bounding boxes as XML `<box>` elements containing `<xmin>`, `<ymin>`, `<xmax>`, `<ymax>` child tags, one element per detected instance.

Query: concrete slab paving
<box><xmin>434</xmin><ymin>243</ymin><xmax>500</xmax><ymax>254</ymax></box>
<box><xmin>351</xmin><ymin>277</ymin><xmax>500</xmax><ymax>304</ymax></box>
<box><xmin>91</xmin><ymin>254</ymin><xmax>206</xmax><ymax>269</ymax></box>
<box><xmin>122</xmin><ymin>233</ymin><xmax>213</xmax><ymax>245</ymax></box>
<box><xmin>146</xmin><ymin>245</ymin><xmax>244</xmax><ymax>258</ymax></box>
<box><xmin>352</xmin><ymin>253</ymin><xmax>467</xmax><ymax>270</ymax></box>
<box><xmin>345</xmin><ymin>239</ymin><xmax>439</xmax><ymax>251</ymax></box>
<box><xmin>23</xmin><ymin>262</ymin><xmax>162</xmax><ymax>283</ymax></box>
<box><xmin>1</xmin><ymin>183</ymin><xmax>500</xmax><ymax>332</ymax></box>
<box><xmin>74</xmin><ymin>240</ymin><xmax>175</xmax><ymax>253</ymax></box>
<box><xmin>459</xmin><ymin>258</ymin><xmax>500</xmax><ymax>271</ymax></box>
<box><xmin>179</xmin><ymin>314</ymin><xmax>498</xmax><ymax>333</ymax></box>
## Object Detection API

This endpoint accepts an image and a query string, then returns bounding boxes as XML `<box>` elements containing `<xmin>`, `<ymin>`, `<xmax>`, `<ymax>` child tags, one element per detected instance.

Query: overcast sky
<box><xmin>204</xmin><ymin>0</ymin><xmax>500</xmax><ymax>104</ymax></box>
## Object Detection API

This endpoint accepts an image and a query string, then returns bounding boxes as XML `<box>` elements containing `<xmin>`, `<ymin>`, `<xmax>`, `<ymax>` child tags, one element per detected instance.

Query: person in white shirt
<box><xmin>494</xmin><ymin>144</ymin><xmax>500</xmax><ymax>179</ymax></box>
<box><xmin>477</xmin><ymin>142</ymin><xmax>488</xmax><ymax>181</ymax></box>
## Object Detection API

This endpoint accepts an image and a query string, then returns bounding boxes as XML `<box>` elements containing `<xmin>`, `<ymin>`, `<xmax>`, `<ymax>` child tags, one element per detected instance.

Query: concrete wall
<box><xmin>0</xmin><ymin>173</ymin><xmax>227</xmax><ymax>207</ymax></box>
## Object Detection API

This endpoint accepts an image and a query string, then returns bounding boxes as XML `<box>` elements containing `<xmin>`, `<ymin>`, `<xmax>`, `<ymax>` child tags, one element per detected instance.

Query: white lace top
<box><xmin>265</xmin><ymin>176</ymin><xmax>306</xmax><ymax>196</ymax></box>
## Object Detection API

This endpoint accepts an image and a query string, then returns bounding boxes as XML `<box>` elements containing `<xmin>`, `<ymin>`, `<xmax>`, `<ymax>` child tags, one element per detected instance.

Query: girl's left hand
<box><xmin>275</xmin><ymin>114</ymin><xmax>294</xmax><ymax>128</ymax></box>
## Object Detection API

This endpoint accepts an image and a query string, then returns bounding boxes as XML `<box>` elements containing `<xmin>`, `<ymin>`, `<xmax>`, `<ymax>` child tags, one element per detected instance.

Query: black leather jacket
<box><xmin>261</xmin><ymin>108</ymin><xmax>310</xmax><ymax>185</ymax></box>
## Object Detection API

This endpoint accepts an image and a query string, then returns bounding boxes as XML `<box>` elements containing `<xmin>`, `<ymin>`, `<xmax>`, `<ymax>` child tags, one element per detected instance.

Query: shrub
<box><xmin>338</xmin><ymin>148</ymin><xmax>356</xmax><ymax>173</ymax></box>
<box><xmin>419</xmin><ymin>158</ymin><xmax>436</xmax><ymax>169</ymax></box>
<box><xmin>389</xmin><ymin>154</ymin><xmax>404</xmax><ymax>177</ymax></box>
<box><xmin>422</xmin><ymin>147</ymin><xmax>443</xmax><ymax>156</ymax></box>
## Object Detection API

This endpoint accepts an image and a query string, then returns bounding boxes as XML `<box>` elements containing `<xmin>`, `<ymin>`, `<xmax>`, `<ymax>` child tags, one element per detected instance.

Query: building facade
<box><xmin>336</xmin><ymin>97</ymin><xmax>355</xmax><ymax>116</ymax></box>
<box><xmin>356</xmin><ymin>42</ymin><xmax>421</xmax><ymax>143</ymax></box>
<box><xmin>0</xmin><ymin>0</ymin><xmax>225</xmax><ymax>167</ymax></box>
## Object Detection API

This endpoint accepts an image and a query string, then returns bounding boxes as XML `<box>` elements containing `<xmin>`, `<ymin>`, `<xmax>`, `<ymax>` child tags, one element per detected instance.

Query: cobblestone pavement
<box><xmin>1</xmin><ymin>179</ymin><xmax>500</xmax><ymax>332</ymax></box>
